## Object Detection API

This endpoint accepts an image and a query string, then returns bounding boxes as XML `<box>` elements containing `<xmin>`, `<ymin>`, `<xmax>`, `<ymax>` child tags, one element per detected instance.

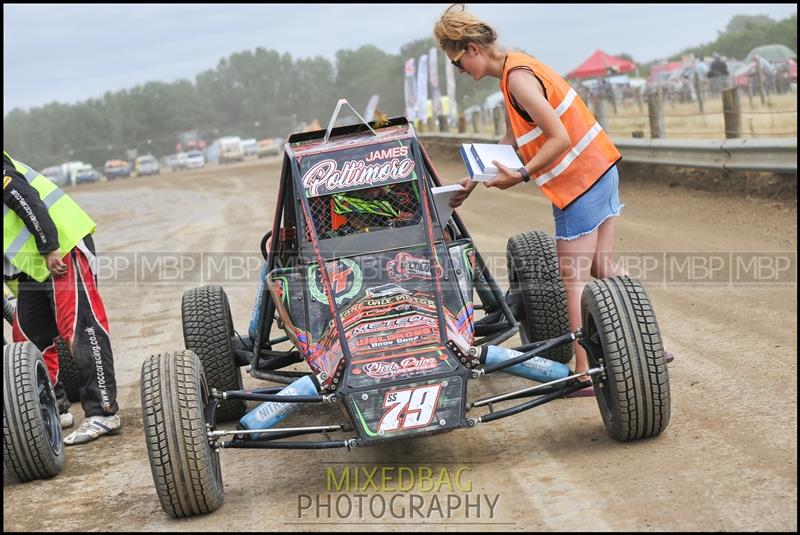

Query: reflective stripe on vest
<box><xmin>3</xmin><ymin>154</ymin><xmax>96</xmax><ymax>281</ymax></box>
<box><xmin>501</xmin><ymin>52</ymin><xmax>621</xmax><ymax>209</ymax></box>
<box><xmin>534</xmin><ymin>122</ymin><xmax>602</xmax><ymax>186</ymax></box>
<box><xmin>516</xmin><ymin>88</ymin><xmax>578</xmax><ymax>148</ymax></box>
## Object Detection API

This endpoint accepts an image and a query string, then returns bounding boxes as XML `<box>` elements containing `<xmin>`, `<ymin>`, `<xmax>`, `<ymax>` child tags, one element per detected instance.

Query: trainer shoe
<box><xmin>64</xmin><ymin>414</ymin><xmax>122</xmax><ymax>446</ymax></box>
<box><xmin>59</xmin><ymin>412</ymin><xmax>74</xmax><ymax>429</ymax></box>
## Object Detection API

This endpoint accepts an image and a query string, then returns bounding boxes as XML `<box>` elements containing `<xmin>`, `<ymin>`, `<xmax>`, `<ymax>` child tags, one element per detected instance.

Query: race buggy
<box><xmin>141</xmin><ymin>100</ymin><xmax>671</xmax><ymax>518</ymax></box>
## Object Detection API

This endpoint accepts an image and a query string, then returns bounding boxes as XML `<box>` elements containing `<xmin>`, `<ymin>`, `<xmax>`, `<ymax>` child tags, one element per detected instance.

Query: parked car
<box><xmin>41</xmin><ymin>165</ymin><xmax>70</xmax><ymax>187</ymax></box>
<box><xmin>134</xmin><ymin>155</ymin><xmax>161</xmax><ymax>176</ymax></box>
<box><xmin>104</xmin><ymin>159</ymin><xmax>131</xmax><ymax>180</ymax></box>
<box><xmin>219</xmin><ymin>136</ymin><xmax>244</xmax><ymax>164</ymax></box>
<box><xmin>165</xmin><ymin>153</ymin><xmax>186</xmax><ymax>171</ymax></box>
<box><xmin>257</xmin><ymin>138</ymin><xmax>280</xmax><ymax>158</ymax></box>
<box><xmin>74</xmin><ymin>166</ymin><xmax>101</xmax><ymax>185</ymax></box>
<box><xmin>184</xmin><ymin>150</ymin><xmax>206</xmax><ymax>169</ymax></box>
<box><xmin>241</xmin><ymin>138</ymin><xmax>258</xmax><ymax>157</ymax></box>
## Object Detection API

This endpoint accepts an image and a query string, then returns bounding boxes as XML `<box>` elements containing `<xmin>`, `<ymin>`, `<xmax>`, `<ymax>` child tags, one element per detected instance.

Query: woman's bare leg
<box><xmin>591</xmin><ymin>217</ymin><xmax>627</xmax><ymax>279</ymax></box>
<box><xmin>556</xmin><ymin>231</ymin><xmax>598</xmax><ymax>376</ymax></box>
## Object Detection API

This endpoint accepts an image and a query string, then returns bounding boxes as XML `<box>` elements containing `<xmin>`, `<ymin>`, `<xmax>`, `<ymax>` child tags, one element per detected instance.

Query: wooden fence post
<box><xmin>593</xmin><ymin>95</ymin><xmax>608</xmax><ymax>131</ymax></box>
<box><xmin>492</xmin><ymin>106</ymin><xmax>503</xmax><ymax>136</ymax></box>
<box><xmin>694</xmin><ymin>72</ymin><xmax>704</xmax><ymax>114</ymax></box>
<box><xmin>647</xmin><ymin>91</ymin><xmax>665</xmax><ymax>139</ymax></box>
<box><xmin>438</xmin><ymin>115</ymin><xmax>449</xmax><ymax>133</ymax></box>
<box><xmin>722</xmin><ymin>87</ymin><xmax>741</xmax><ymax>139</ymax></box>
<box><xmin>471</xmin><ymin>111</ymin><xmax>480</xmax><ymax>134</ymax></box>
<box><xmin>755</xmin><ymin>60</ymin><xmax>766</xmax><ymax>106</ymax></box>
<box><xmin>458</xmin><ymin>114</ymin><xmax>467</xmax><ymax>134</ymax></box>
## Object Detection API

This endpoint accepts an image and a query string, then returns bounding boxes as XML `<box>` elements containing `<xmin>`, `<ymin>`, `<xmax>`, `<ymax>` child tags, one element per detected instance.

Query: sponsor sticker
<box><xmin>387</xmin><ymin>251</ymin><xmax>442</xmax><ymax>282</ymax></box>
<box><xmin>308</xmin><ymin>258</ymin><xmax>363</xmax><ymax>305</ymax></box>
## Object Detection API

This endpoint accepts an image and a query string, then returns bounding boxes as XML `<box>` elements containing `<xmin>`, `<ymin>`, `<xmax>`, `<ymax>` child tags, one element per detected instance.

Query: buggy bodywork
<box><xmin>141</xmin><ymin>102</ymin><xmax>671</xmax><ymax>518</ymax></box>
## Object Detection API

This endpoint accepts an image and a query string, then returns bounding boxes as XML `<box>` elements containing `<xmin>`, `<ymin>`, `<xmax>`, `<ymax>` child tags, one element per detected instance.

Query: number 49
<box><xmin>378</xmin><ymin>384</ymin><xmax>443</xmax><ymax>432</ymax></box>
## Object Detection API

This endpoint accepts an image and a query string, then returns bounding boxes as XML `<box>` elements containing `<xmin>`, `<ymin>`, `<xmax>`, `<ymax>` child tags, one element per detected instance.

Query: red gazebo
<box><xmin>567</xmin><ymin>50</ymin><xmax>637</xmax><ymax>79</ymax></box>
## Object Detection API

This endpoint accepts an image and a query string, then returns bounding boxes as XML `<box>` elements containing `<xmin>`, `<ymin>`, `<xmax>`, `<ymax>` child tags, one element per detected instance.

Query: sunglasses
<box><xmin>450</xmin><ymin>48</ymin><xmax>467</xmax><ymax>69</ymax></box>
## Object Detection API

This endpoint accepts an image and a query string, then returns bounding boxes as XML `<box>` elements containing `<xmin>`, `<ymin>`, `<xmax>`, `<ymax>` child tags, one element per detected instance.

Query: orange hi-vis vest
<box><xmin>500</xmin><ymin>52</ymin><xmax>621</xmax><ymax>209</ymax></box>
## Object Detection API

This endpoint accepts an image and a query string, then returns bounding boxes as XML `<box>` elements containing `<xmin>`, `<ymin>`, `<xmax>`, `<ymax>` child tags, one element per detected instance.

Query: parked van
<box><xmin>219</xmin><ymin>136</ymin><xmax>245</xmax><ymax>164</ymax></box>
<box><xmin>60</xmin><ymin>161</ymin><xmax>86</xmax><ymax>186</ymax></box>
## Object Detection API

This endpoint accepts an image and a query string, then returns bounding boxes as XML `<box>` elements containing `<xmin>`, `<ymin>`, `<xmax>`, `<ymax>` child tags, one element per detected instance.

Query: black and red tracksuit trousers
<box><xmin>11</xmin><ymin>236</ymin><xmax>118</xmax><ymax>417</ymax></box>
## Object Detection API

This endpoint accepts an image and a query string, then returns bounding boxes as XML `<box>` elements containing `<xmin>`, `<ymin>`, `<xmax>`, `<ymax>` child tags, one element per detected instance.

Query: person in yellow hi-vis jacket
<box><xmin>4</xmin><ymin>149</ymin><xmax>121</xmax><ymax>444</ymax></box>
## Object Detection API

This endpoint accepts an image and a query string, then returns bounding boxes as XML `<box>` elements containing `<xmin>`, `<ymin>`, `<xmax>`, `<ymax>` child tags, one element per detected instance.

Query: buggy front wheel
<box><xmin>141</xmin><ymin>350</ymin><xmax>224</xmax><ymax>518</ymax></box>
<box><xmin>581</xmin><ymin>276</ymin><xmax>670</xmax><ymax>441</ymax></box>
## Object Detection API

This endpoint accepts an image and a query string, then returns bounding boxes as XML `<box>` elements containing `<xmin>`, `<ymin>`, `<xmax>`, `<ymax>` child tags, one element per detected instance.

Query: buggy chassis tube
<box><xmin>221</xmin><ymin>439</ymin><xmax>357</xmax><ymax>450</ymax></box>
<box><xmin>478</xmin><ymin>330</ymin><xmax>582</xmax><ymax>375</ymax></box>
<box><xmin>471</xmin><ymin>367</ymin><xmax>603</xmax><ymax>408</ymax></box>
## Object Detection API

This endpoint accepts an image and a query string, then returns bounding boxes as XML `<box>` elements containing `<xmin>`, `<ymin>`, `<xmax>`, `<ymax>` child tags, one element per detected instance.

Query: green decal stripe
<box><xmin>352</xmin><ymin>402</ymin><xmax>379</xmax><ymax>437</ymax></box>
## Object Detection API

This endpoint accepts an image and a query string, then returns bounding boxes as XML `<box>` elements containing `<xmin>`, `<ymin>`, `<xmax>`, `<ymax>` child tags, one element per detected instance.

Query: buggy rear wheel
<box><xmin>141</xmin><ymin>350</ymin><xmax>224</xmax><ymax>518</ymax></box>
<box><xmin>581</xmin><ymin>276</ymin><xmax>671</xmax><ymax>441</ymax></box>
<box><xmin>507</xmin><ymin>230</ymin><xmax>571</xmax><ymax>363</ymax></box>
<box><xmin>3</xmin><ymin>342</ymin><xmax>65</xmax><ymax>482</ymax></box>
<box><xmin>182</xmin><ymin>285</ymin><xmax>245</xmax><ymax>422</ymax></box>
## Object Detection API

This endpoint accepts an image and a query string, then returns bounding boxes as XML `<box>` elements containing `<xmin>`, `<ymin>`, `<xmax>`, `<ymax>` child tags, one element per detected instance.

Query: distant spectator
<box><xmin>707</xmin><ymin>52</ymin><xmax>729</xmax><ymax>94</ymax></box>
<box><xmin>753</xmin><ymin>53</ymin><xmax>777</xmax><ymax>94</ymax></box>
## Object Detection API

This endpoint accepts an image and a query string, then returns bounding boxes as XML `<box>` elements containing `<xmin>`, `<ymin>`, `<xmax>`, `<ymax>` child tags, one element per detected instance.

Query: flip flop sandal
<box><xmin>565</xmin><ymin>379</ymin><xmax>594</xmax><ymax>398</ymax></box>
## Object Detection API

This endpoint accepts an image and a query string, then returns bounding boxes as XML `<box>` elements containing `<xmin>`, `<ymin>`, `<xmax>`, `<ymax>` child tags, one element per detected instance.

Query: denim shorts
<box><xmin>552</xmin><ymin>165</ymin><xmax>624</xmax><ymax>241</ymax></box>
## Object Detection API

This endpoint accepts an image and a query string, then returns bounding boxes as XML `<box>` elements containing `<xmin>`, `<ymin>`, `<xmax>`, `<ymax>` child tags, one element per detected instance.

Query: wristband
<box><xmin>518</xmin><ymin>166</ymin><xmax>531</xmax><ymax>183</ymax></box>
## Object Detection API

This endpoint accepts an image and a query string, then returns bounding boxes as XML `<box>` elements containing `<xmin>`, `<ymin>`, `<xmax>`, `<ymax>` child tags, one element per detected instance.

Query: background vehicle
<box><xmin>257</xmin><ymin>138</ymin><xmax>280</xmax><ymax>158</ymax></box>
<box><xmin>141</xmin><ymin>108</ymin><xmax>671</xmax><ymax>518</ymax></box>
<box><xmin>104</xmin><ymin>159</ymin><xmax>131</xmax><ymax>180</ymax></box>
<box><xmin>184</xmin><ymin>150</ymin><xmax>206</xmax><ymax>169</ymax></box>
<box><xmin>134</xmin><ymin>155</ymin><xmax>161</xmax><ymax>176</ymax></box>
<box><xmin>60</xmin><ymin>161</ymin><xmax>86</xmax><ymax>186</ymax></box>
<box><xmin>41</xmin><ymin>165</ymin><xmax>70</xmax><ymax>187</ymax></box>
<box><xmin>241</xmin><ymin>138</ymin><xmax>258</xmax><ymax>157</ymax></box>
<box><xmin>75</xmin><ymin>165</ymin><xmax>101</xmax><ymax>184</ymax></box>
<box><xmin>176</xmin><ymin>130</ymin><xmax>207</xmax><ymax>153</ymax></box>
<box><xmin>218</xmin><ymin>136</ymin><xmax>244</xmax><ymax>164</ymax></box>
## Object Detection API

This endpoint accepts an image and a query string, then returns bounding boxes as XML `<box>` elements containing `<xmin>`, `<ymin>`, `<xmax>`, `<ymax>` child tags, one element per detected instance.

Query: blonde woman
<box><xmin>436</xmin><ymin>4</ymin><xmax>637</xmax><ymax>388</ymax></box>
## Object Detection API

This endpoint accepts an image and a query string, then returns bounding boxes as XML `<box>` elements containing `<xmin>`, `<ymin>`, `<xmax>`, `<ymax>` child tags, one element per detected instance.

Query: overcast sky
<box><xmin>3</xmin><ymin>3</ymin><xmax>797</xmax><ymax>116</ymax></box>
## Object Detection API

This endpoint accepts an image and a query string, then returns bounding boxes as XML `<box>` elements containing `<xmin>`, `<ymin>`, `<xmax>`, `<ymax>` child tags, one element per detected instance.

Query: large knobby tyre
<box><xmin>3</xmin><ymin>342</ymin><xmax>65</xmax><ymax>482</ymax></box>
<box><xmin>507</xmin><ymin>230</ymin><xmax>571</xmax><ymax>363</ymax></box>
<box><xmin>182</xmin><ymin>285</ymin><xmax>245</xmax><ymax>422</ymax></box>
<box><xmin>141</xmin><ymin>351</ymin><xmax>224</xmax><ymax>518</ymax></box>
<box><xmin>57</xmin><ymin>338</ymin><xmax>81</xmax><ymax>403</ymax></box>
<box><xmin>581</xmin><ymin>276</ymin><xmax>671</xmax><ymax>441</ymax></box>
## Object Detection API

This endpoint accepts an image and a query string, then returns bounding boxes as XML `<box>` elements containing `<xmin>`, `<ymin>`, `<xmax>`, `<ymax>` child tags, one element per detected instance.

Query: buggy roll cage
<box><xmin>244</xmin><ymin>116</ymin><xmax>520</xmax><ymax>381</ymax></box>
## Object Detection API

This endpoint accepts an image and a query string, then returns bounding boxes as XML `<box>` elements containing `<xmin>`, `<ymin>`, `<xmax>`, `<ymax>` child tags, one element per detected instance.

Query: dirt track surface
<box><xmin>3</xmin><ymin>152</ymin><xmax>797</xmax><ymax>531</ymax></box>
